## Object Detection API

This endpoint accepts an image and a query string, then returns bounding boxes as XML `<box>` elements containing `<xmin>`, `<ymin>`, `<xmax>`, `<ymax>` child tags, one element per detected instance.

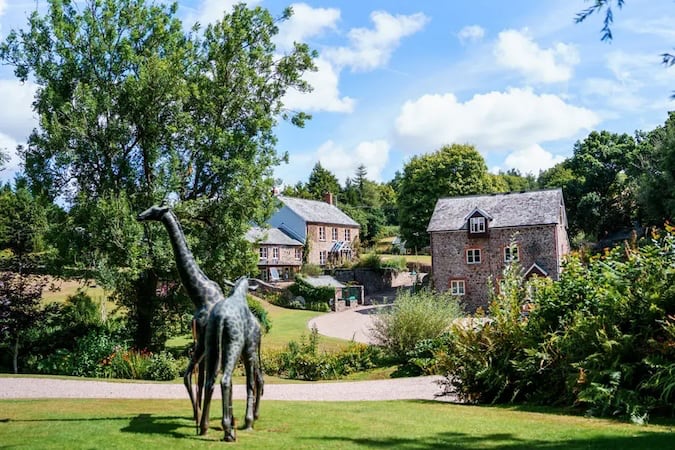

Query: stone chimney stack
<box><xmin>323</xmin><ymin>191</ymin><xmax>334</xmax><ymax>205</ymax></box>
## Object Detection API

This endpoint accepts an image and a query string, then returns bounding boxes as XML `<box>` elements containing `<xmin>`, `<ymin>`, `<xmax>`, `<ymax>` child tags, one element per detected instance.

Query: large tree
<box><xmin>0</xmin><ymin>0</ymin><xmax>316</xmax><ymax>349</ymax></box>
<box><xmin>306</xmin><ymin>162</ymin><xmax>341</xmax><ymax>201</ymax></box>
<box><xmin>397</xmin><ymin>144</ymin><xmax>491</xmax><ymax>250</ymax></box>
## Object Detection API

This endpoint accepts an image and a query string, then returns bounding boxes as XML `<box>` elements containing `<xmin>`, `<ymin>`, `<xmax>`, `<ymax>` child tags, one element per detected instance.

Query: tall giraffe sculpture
<box><xmin>200</xmin><ymin>276</ymin><xmax>264</xmax><ymax>441</ymax></box>
<box><xmin>136</xmin><ymin>204</ymin><xmax>252</xmax><ymax>434</ymax></box>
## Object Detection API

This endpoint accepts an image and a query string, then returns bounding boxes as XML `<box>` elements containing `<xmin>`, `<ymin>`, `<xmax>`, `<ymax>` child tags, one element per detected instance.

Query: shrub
<box><xmin>371</xmin><ymin>289</ymin><xmax>463</xmax><ymax>362</ymax></box>
<box><xmin>438</xmin><ymin>227</ymin><xmax>675</xmax><ymax>421</ymax></box>
<box><xmin>301</xmin><ymin>263</ymin><xmax>323</xmax><ymax>276</ymax></box>
<box><xmin>380</xmin><ymin>256</ymin><xmax>407</xmax><ymax>272</ymax></box>
<box><xmin>146</xmin><ymin>351</ymin><xmax>179</xmax><ymax>381</ymax></box>
<box><xmin>262</xmin><ymin>327</ymin><xmax>385</xmax><ymax>380</ymax></box>
<box><xmin>288</xmin><ymin>277</ymin><xmax>334</xmax><ymax>307</ymax></box>
<box><xmin>356</xmin><ymin>253</ymin><xmax>382</xmax><ymax>269</ymax></box>
<box><xmin>247</xmin><ymin>295</ymin><xmax>272</xmax><ymax>333</ymax></box>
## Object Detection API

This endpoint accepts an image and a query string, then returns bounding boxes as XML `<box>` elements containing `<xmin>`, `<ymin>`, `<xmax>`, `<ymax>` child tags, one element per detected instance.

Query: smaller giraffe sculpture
<box><xmin>137</xmin><ymin>204</ymin><xmax>224</xmax><ymax>430</ymax></box>
<box><xmin>200</xmin><ymin>276</ymin><xmax>264</xmax><ymax>442</ymax></box>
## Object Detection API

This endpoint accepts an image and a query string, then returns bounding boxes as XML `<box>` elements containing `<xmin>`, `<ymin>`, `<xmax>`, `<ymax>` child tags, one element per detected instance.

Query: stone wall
<box><xmin>332</xmin><ymin>268</ymin><xmax>420</xmax><ymax>294</ymax></box>
<box><xmin>430</xmin><ymin>225</ymin><xmax>564</xmax><ymax>312</ymax></box>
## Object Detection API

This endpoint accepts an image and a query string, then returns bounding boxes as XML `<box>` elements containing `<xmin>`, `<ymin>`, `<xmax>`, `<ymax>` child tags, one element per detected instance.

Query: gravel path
<box><xmin>0</xmin><ymin>376</ymin><xmax>454</xmax><ymax>402</ymax></box>
<box><xmin>0</xmin><ymin>302</ymin><xmax>458</xmax><ymax>402</ymax></box>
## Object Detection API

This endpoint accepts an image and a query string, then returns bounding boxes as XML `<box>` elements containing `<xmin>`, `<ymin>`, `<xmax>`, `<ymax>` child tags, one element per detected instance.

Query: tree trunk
<box><xmin>134</xmin><ymin>269</ymin><xmax>158</xmax><ymax>351</ymax></box>
<box><xmin>12</xmin><ymin>336</ymin><xmax>19</xmax><ymax>374</ymax></box>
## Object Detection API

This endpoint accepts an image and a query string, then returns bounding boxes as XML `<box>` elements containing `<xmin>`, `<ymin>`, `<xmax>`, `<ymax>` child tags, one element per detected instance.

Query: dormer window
<box><xmin>466</xmin><ymin>208</ymin><xmax>491</xmax><ymax>237</ymax></box>
<box><xmin>470</xmin><ymin>217</ymin><xmax>486</xmax><ymax>233</ymax></box>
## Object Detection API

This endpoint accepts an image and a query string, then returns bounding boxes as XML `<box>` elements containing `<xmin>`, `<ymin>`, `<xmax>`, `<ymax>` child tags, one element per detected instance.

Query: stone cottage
<box><xmin>245</xmin><ymin>226</ymin><xmax>304</xmax><ymax>282</ymax></box>
<box><xmin>427</xmin><ymin>189</ymin><xmax>570</xmax><ymax>311</ymax></box>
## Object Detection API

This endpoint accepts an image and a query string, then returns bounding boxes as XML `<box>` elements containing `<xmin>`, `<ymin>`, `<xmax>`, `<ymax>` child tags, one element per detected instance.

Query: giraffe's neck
<box><xmin>161</xmin><ymin>211</ymin><xmax>212</xmax><ymax>307</ymax></box>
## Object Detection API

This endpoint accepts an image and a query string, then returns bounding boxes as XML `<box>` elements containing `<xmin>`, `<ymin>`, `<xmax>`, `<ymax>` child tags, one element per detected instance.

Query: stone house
<box><xmin>427</xmin><ymin>189</ymin><xmax>570</xmax><ymax>311</ymax></box>
<box><xmin>245</xmin><ymin>226</ymin><xmax>304</xmax><ymax>282</ymax></box>
<box><xmin>268</xmin><ymin>193</ymin><xmax>360</xmax><ymax>267</ymax></box>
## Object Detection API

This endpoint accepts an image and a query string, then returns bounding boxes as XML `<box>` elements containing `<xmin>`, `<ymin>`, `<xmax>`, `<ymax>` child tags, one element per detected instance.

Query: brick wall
<box><xmin>431</xmin><ymin>225</ymin><xmax>566</xmax><ymax>312</ymax></box>
<box><xmin>306</xmin><ymin>223</ymin><xmax>359</xmax><ymax>266</ymax></box>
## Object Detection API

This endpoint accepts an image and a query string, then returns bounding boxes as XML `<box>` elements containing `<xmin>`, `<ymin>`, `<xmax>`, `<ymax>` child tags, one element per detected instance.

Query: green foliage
<box><xmin>262</xmin><ymin>327</ymin><xmax>383</xmax><ymax>380</ymax></box>
<box><xmin>306</xmin><ymin>162</ymin><xmax>341</xmax><ymax>201</ymax></box>
<box><xmin>301</xmin><ymin>263</ymin><xmax>323</xmax><ymax>276</ymax></box>
<box><xmin>371</xmin><ymin>289</ymin><xmax>463</xmax><ymax>361</ymax></box>
<box><xmin>439</xmin><ymin>226</ymin><xmax>675</xmax><ymax>421</ymax></box>
<box><xmin>288</xmin><ymin>277</ymin><xmax>334</xmax><ymax>306</ymax></box>
<box><xmin>397</xmin><ymin>144</ymin><xmax>491</xmax><ymax>250</ymax></box>
<box><xmin>145</xmin><ymin>351</ymin><xmax>179</xmax><ymax>381</ymax></box>
<box><xmin>247</xmin><ymin>294</ymin><xmax>271</xmax><ymax>334</ymax></box>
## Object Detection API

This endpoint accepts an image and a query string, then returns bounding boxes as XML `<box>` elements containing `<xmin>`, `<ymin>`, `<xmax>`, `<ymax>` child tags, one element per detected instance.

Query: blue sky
<box><xmin>1</xmin><ymin>0</ymin><xmax>674</xmax><ymax>187</ymax></box>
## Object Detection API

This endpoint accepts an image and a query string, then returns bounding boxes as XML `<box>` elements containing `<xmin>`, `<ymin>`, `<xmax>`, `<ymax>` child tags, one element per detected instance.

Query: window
<box><xmin>470</xmin><ymin>217</ymin><xmax>486</xmax><ymax>233</ymax></box>
<box><xmin>504</xmin><ymin>245</ymin><xmax>519</xmax><ymax>263</ymax></box>
<box><xmin>319</xmin><ymin>250</ymin><xmax>327</xmax><ymax>265</ymax></box>
<box><xmin>450</xmin><ymin>280</ymin><xmax>465</xmax><ymax>296</ymax></box>
<box><xmin>259</xmin><ymin>247</ymin><xmax>268</xmax><ymax>260</ymax></box>
<box><xmin>272</xmin><ymin>247</ymin><xmax>279</xmax><ymax>260</ymax></box>
<box><xmin>344</xmin><ymin>228</ymin><xmax>351</xmax><ymax>241</ymax></box>
<box><xmin>466</xmin><ymin>248</ymin><xmax>481</xmax><ymax>264</ymax></box>
<box><xmin>332</xmin><ymin>227</ymin><xmax>338</xmax><ymax>241</ymax></box>
<box><xmin>294</xmin><ymin>248</ymin><xmax>302</xmax><ymax>260</ymax></box>
<box><xmin>319</xmin><ymin>226</ymin><xmax>326</xmax><ymax>241</ymax></box>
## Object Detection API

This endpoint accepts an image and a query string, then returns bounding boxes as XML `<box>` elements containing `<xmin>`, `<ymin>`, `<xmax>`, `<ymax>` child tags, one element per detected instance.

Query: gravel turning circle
<box><xmin>0</xmin><ymin>376</ymin><xmax>455</xmax><ymax>402</ymax></box>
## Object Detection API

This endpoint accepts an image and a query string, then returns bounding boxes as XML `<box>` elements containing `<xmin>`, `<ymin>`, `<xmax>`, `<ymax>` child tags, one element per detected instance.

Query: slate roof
<box><xmin>427</xmin><ymin>189</ymin><xmax>567</xmax><ymax>232</ymax></box>
<box><xmin>302</xmin><ymin>275</ymin><xmax>346</xmax><ymax>289</ymax></box>
<box><xmin>277</xmin><ymin>196</ymin><xmax>360</xmax><ymax>227</ymax></box>
<box><xmin>245</xmin><ymin>226</ymin><xmax>304</xmax><ymax>246</ymax></box>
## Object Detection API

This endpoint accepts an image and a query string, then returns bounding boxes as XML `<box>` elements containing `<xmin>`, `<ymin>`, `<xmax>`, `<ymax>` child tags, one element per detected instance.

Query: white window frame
<box><xmin>319</xmin><ymin>226</ymin><xmax>326</xmax><ymax>241</ymax></box>
<box><xmin>344</xmin><ymin>228</ymin><xmax>351</xmax><ymax>241</ymax></box>
<box><xmin>450</xmin><ymin>280</ymin><xmax>465</xmax><ymax>296</ymax></box>
<box><xmin>294</xmin><ymin>248</ymin><xmax>302</xmax><ymax>260</ymax></box>
<box><xmin>272</xmin><ymin>247</ymin><xmax>279</xmax><ymax>260</ymax></box>
<box><xmin>504</xmin><ymin>245</ymin><xmax>520</xmax><ymax>263</ymax></box>
<box><xmin>466</xmin><ymin>248</ymin><xmax>481</xmax><ymax>264</ymax></box>
<box><xmin>319</xmin><ymin>250</ymin><xmax>327</xmax><ymax>265</ymax></box>
<box><xmin>470</xmin><ymin>217</ymin><xmax>486</xmax><ymax>233</ymax></box>
<box><xmin>259</xmin><ymin>247</ymin><xmax>268</xmax><ymax>260</ymax></box>
<box><xmin>332</xmin><ymin>227</ymin><xmax>338</xmax><ymax>241</ymax></box>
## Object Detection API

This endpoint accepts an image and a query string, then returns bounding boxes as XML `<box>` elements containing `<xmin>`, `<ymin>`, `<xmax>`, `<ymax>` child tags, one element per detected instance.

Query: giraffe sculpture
<box><xmin>136</xmin><ymin>204</ymin><xmax>224</xmax><ymax>430</ymax></box>
<box><xmin>200</xmin><ymin>276</ymin><xmax>264</xmax><ymax>441</ymax></box>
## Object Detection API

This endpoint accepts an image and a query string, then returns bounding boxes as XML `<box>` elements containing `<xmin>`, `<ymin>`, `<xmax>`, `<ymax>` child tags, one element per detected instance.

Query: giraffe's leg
<box><xmin>199</xmin><ymin>325</ymin><xmax>221</xmax><ymax>436</ymax></box>
<box><xmin>220</xmin><ymin>346</ymin><xmax>241</xmax><ymax>442</ymax></box>
<box><xmin>254</xmin><ymin>339</ymin><xmax>264</xmax><ymax>420</ymax></box>
<box><xmin>183</xmin><ymin>347</ymin><xmax>202</xmax><ymax>427</ymax></box>
<box><xmin>243</xmin><ymin>349</ymin><xmax>256</xmax><ymax>430</ymax></box>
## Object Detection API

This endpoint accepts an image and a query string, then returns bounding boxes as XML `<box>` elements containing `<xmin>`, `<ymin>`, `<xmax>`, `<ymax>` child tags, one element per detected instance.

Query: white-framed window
<box><xmin>272</xmin><ymin>247</ymin><xmax>279</xmax><ymax>260</ymax></box>
<box><xmin>319</xmin><ymin>226</ymin><xmax>326</xmax><ymax>241</ymax></box>
<box><xmin>344</xmin><ymin>228</ymin><xmax>351</xmax><ymax>241</ymax></box>
<box><xmin>466</xmin><ymin>248</ymin><xmax>481</xmax><ymax>264</ymax></box>
<box><xmin>470</xmin><ymin>217</ymin><xmax>486</xmax><ymax>233</ymax></box>
<box><xmin>450</xmin><ymin>280</ymin><xmax>465</xmax><ymax>296</ymax></box>
<box><xmin>319</xmin><ymin>250</ymin><xmax>327</xmax><ymax>265</ymax></box>
<box><xmin>259</xmin><ymin>247</ymin><xmax>268</xmax><ymax>260</ymax></box>
<box><xmin>294</xmin><ymin>248</ymin><xmax>302</xmax><ymax>260</ymax></box>
<box><xmin>504</xmin><ymin>245</ymin><xmax>520</xmax><ymax>263</ymax></box>
<box><xmin>332</xmin><ymin>227</ymin><xmax>338</xmax><ymax>241</ymax></box>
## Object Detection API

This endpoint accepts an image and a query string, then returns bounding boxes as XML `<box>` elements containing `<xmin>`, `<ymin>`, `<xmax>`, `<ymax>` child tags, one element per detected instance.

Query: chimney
<box><xmin>323</xmin><ymin>191</ymin><xmax>334</xmax><ymax>205</ymax></box>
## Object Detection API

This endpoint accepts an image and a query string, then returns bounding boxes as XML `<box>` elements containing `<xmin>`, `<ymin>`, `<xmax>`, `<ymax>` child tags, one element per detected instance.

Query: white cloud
<box><xmin>494</xmin><ymin>28</ymin><xmax>579</xmax><ymax>83</ymax></box>
<box><xmin>316</xmin><ymin>139</ymin><xmax>390</xmax><ymax>182</ymax></box>
<box><xmin>394</xmin><ymin>87</ymin><xmax>600</xmax><ymax>152</ymax></box>
<box><xmin>275</xmin><ymin>3</ymin><xmax>340</xmax><ymax>51</ymax></box>
<box><xmin>0</xmin><ymin>79</ymin><xmax>37</xmax><ymax>142</ymax></box>
<box><xmin>325</xmin><ymin>11</ymin><xmax>429</xmax><ymax>72</ymax></box>
<box><xmin>0</xmin><ymin>0</ymin><xmax>6</xmax><ymax>17</ymax></box>
<box><xmin>503</xmin><ymin>144</ymin><xmax>565</xmax><ymax>175</ymax></box>
<box><xmin>458</xmin><ymin>25</ymin><xmax>485</xmax><ymax>44</ymax></box>
<box><xmin>283</xmin><ymin>57</ymin><xmax>355</xmax><ymax>113</ymax></box>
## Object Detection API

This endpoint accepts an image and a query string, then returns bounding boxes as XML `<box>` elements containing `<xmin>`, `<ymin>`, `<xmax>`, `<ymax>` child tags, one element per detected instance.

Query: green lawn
<box><xmin>0</xmin><ymin>399</ymin><xmax>671</xmax><ymax>449</ymax></box>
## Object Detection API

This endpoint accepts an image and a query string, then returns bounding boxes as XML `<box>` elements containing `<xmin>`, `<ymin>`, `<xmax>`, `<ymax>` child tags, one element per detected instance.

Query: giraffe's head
<box><xmin>137</xmin><ymin>204</ymin><xmax>170</xmax><ymax>222</ymax></box>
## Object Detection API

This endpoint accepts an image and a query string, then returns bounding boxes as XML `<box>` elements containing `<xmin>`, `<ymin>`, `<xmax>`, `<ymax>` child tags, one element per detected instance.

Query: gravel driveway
<box><xmin>0</xmin><ymin>376</ymin><xmax>453</xmax><ymax>402</ymax></box>
<box><xmin>1</xmin><ymin>304</ymin><xmax>457</xmax><ymax>402</ymax></box>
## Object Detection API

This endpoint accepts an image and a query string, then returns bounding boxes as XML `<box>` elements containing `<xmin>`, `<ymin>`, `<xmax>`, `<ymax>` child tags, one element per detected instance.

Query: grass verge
<box><xmin>0</xmin><ymin>399</ymin><xmax>672</xmax><ymax>449</ymax></box>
